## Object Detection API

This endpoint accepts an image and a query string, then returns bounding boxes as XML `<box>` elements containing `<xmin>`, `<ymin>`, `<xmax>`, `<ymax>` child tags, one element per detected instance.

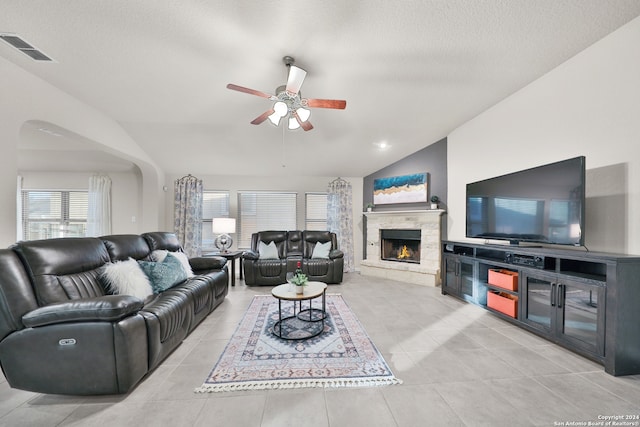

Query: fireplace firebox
<box><xmin>380</xmin><ymin>229</ymin><xmax>421</xmax><ymax>263</ymax></box>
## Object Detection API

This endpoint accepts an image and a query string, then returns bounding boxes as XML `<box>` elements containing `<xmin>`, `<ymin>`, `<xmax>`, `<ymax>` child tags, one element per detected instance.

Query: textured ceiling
<box><xmin>3</xmin><ymin>1</ymin><xmax>640</xmax><ymax>177</ymax></box>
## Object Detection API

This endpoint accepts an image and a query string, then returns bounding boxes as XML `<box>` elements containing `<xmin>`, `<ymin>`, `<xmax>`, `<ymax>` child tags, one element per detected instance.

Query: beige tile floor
<box><xmin>1</xmin><ymin>272</ymin><xmax>639</xmax><ymax>426</ymax></box>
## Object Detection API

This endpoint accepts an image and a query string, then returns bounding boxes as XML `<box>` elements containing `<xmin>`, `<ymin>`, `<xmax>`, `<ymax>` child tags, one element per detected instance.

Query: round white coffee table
<box><xmin>271</xmin><ymin>281</ymin><xmax>327</xmax><ymax>340</ymax></box>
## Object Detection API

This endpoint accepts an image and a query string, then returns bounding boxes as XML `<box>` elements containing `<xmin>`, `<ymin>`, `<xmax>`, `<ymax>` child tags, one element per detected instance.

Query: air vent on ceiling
<box><xmin>0</xmin><ymin>33</ymin><xmax>53</xmax><ymax>62</ymax></box>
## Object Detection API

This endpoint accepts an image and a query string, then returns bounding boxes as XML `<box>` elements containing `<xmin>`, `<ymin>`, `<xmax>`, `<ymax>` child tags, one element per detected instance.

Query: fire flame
<box><xmin>398</xmin><ymin>245</ymin><xmax>411</xmax><ymax>259</ymax></box>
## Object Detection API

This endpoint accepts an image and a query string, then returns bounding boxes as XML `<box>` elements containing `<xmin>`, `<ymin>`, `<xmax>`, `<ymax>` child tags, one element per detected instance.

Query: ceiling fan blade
<box><xmin>285</xmin><ymin>65</ymin><xmax>307</xmax><ymax>95</ymax></box>
<box><xmin>292</xmin><ymin>110</ymin><xmax>314</xmax><ymax>131</ymax></box>
<box><xmin>301</xmin><ymin>120</ymin><xmax>314</xmax><ymax>131</ymax></box>
<box><xmin>227</xmin><ymin>83</ymin><xmax>273</xmax><ymax>99</ymax></box>
<box><xmin>251</xmin><ymin>109</ymin><xmax>275</xmax><ymax>125</ymax></box>
<box><xmin>306</xmin><ymin>98</ymin><xmax>347</xmax><ymax>109</ymax></box>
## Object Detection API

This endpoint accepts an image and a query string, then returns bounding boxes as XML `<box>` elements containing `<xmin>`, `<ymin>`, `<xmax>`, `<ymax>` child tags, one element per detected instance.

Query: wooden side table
<box><xmin>203</xmin><ymin>250</ymin><xmax>244</xmax><ymax>286</ymax></box>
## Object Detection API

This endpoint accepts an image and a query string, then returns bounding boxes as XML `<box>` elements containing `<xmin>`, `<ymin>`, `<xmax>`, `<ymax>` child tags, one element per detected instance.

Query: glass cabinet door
<box><xmin>443</xmin><ymin>256</ymin><xmax>475</xmax><ymax>301</ymax></box>
<box><xmin>523</xmin><ymin>273</ymin><xmax>605</xmax><ymax>358</ymax></box>
<box><xmin>443</xmin><ymin>256</ymin><xmax>460</xmax><ymax>295</ymax></box>
<box><xmin>557</xmin><ymin>280</ymin><xmax>604</xmax><ymax>356</ymax></box>
<box><xmin>460</xmin><ymin>261</ymin><xmax>475</xmax><ymax>302</ymax></box>
<box><xmin>523</xmin><ymin>275</ymin><xmax>554</xmax><ymax>333</ymax></box>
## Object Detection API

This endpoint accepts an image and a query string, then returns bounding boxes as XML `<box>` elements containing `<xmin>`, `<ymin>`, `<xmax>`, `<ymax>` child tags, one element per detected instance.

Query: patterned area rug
<box><xmin>195</xmin><ymin>294</ymin><xmax>402</xmax><ymax>393</ymax></box>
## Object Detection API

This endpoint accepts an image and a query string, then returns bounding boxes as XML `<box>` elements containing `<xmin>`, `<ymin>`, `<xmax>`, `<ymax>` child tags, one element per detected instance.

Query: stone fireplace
<box><xmin>360</xmin><ymin>210</ymin><xmax>444</xmax><ymax>286</ymax></box>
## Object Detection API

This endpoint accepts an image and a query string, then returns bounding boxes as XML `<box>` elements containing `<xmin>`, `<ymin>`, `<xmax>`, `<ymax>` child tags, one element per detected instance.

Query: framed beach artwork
<box><xmin>373</xmin><ymin>173</ymin><xmax>428</xmax><ymax>205</ymax></box>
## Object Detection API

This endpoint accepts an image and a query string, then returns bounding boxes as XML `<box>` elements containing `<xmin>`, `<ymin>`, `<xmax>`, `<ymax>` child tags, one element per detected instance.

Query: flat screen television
<box><xmin>466</xmin><ymin>156</ymin><xmax>585</xmax><ymax>246</ymax></box>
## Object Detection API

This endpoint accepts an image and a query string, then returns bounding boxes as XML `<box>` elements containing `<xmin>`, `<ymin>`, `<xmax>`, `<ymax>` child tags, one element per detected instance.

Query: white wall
<box><xmin>448</xmin><ymin>16</ymin><xmax>640</xmax><ymax>254</ymax></box>
<box><xmin>164</xmin><ymin>174</ymin><xmax>365</xmax><ymax>269</ymax></box>
<box><xmin>0</xmin><ymin>56</ymin><xmax>164</xmax><ymax>246</ymax></box>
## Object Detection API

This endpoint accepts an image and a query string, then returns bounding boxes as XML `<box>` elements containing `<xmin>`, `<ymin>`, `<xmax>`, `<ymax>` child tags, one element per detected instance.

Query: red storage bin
<box><xmin>488</xmin><ymin>269</ymin><xmax>518</xmax><ymax>291</ymax></box>
<box><xmin>487</xmin><ymin>291</ymin><xmax>518</xmax><ymax>318</ymax></box>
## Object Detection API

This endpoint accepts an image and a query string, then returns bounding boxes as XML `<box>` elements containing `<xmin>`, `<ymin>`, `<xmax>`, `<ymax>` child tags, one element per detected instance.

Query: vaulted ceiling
<box><xmin>3</xmin><ymin>1</ymin><xmax>640</xmax><ymax>177</ymax></box>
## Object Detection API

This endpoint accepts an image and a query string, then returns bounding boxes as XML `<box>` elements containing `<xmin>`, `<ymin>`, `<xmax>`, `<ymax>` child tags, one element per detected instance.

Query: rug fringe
<box><xmin>194</xmin><ymin>376</ymin><xmax>402</xmax><ymax>393</ymax></box>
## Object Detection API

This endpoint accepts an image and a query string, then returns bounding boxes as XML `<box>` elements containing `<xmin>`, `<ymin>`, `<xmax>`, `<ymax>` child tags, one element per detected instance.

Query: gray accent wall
<box><xmin>362</xmin><ymin>138</ymin><xmax>447</xmax><ymax>260</ymax></box>
<box><xmin>363</xmin><ymin>137</ymin><xmax>447</xmax><ymax>211</ymax></box>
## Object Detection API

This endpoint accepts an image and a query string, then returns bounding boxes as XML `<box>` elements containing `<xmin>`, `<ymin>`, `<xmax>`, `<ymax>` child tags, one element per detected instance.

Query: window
<box><xmin>202</xmin><ymin>191</ymin><xmax>230</xmax><ymax>251</ymax></box>
<box><xmin>238</xmin><ymin>192</ymin><xmax>297</xmax><ymax>248</ymax></box>
<box><xmin>21</xmin><ymin>190</ymin><xmax>88</xmax><ymax>240</ymax></box>
<box><xmin>305</xmin><ymin>192</ymin><xmax>328</xmax><ymax>230</ymax></box>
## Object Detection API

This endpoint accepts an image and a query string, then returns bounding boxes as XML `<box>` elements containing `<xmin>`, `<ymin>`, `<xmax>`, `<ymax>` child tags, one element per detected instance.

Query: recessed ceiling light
<box><xmin>373</xmin><ymin>141</ymin><xmax>390</xmax><ymax>150</ymax></box>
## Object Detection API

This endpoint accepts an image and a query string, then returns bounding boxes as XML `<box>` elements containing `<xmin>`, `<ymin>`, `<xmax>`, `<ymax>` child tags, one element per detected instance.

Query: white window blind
<box><xmin>238</xmin><ymin>192</ymin><xmax>297</xmax><ymax>248</ymax></box>
<box><xmin>305</xmin><ymin>192</ymin><xmax>328</xmax><ymax>230</ymax></box>
<box><xmin>201</xmin><ymin>191</ymin><xmax>230</xmax><ymax>251</ymax></box>
<box><xmin>21</xmin><ymin>190</ymin><xmax>88</xmax><ymax>240</ymax></box>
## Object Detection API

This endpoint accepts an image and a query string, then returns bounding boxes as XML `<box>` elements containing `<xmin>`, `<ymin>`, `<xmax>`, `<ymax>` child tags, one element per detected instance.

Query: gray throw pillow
<box><xmin>312</xmin><ymin>241</ymin><xmax>331</xmax><ymax>259</ymax></box>
<box><xmin>258</xmin><ymin>240</ymin><xmax>279</xmax><ymax>259</ymax></box>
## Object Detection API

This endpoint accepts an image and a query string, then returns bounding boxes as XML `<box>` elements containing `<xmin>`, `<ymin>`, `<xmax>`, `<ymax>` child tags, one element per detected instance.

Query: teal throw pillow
<box><xmin>138</xmin><ymin>252</ymin><xmax>188</xmax><ymax>293</ymax></box>
<box><xmin>311</xmin><ymin>241</ymin><xmax>332</xmax><ymax>259</ymax></box>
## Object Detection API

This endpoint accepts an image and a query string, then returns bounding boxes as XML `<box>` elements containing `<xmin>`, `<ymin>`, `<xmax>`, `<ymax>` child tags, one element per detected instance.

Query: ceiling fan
<box><xmin>226</xmin><ymin>56</ymin><xmax>346</xmax><ymax>131</ymax></box>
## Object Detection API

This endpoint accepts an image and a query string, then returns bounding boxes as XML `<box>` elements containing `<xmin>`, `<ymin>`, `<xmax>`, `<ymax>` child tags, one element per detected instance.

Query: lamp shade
<box><xmin>211</xmin><ymin>217</ymin><xmax>236</xmax><ymax>234</ymax></box>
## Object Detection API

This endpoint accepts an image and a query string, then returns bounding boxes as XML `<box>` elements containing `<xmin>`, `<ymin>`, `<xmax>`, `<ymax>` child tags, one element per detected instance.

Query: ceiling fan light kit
<box><xmin>227</xmin><ymin>56</ymin><xmax>346</xmax><ymax>131</ymax></box>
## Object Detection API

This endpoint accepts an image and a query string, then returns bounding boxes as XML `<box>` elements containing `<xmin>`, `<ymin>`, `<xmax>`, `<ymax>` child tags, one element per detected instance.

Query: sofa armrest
<box><xmin>329</xmin><ymin>249</ymin><xmax>344</xmax><ymax>259</ymax></box>
<box><xmin>22</xmin><ymin>295</ymin><xmax>143</xmax><ymax>328</ymax></box>
<box><xmin>242</xmin><ymin>251</ymin><xmax>259</xmax><ymax>261</ymax></box>
<box><xmin>189</xmin><ymin>256</ymin><xmax>227</xmax><ymax>271</ymax></box>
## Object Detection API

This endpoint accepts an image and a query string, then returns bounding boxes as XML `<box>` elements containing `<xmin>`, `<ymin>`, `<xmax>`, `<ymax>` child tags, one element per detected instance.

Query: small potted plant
<box><xmin>430</xmin><ymin>195</ymin><xmax>440</xmax><ymax>210</ymax></box>
<box><xmin>291</xmin><ymin>271</ymin><xmax>308</xmax><ymax>294</ymax></box>
<box><xmin>287</xmin><ymin>261</ymin><xmax>309</xmax><ymax>295</ymax></box>
<box><xmin>365</xmin><ymin>203</ymin><xmax>375</xmax><ymax>212</ymax></box>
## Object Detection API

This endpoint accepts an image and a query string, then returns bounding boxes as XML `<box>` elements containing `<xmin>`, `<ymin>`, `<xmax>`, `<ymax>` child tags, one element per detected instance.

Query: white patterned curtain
<box><xmin>174</xmin><ymin>174</ymin><xmax>203</xmax><ymax>257</ymax></box>
<box><xmin>87</xmin><ymin>174</ymin><xmax>112</xmax><ymax>237</ymax></box>
<box><xmin>327</xmin><ymin>177</ymin><xmax>354</xmax><ymax>272</ymax></box>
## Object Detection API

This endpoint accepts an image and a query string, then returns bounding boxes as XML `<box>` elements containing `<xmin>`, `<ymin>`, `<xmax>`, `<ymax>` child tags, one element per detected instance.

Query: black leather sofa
<box><xmin>243</xmin><ymin>230</ymin><xmax>344</xmax><ymax>285</ymax></box>
<box><xmin>0</xmin><ymin>232</ymin><xmax>228</xmax><ymax>395</ymax></box>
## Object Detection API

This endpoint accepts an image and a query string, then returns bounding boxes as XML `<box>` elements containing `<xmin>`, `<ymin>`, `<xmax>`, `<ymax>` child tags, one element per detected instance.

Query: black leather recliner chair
<box><xmin>300</xmin><ymin>230</ymin><xmax>344</xmax><ymax>284</ymax></box>
<box><xmin>243</xmin><ymin>230</ymin><xmax>344</xmax><ymax>285</ymax></box>
<box><xmin>242</xmin><ymin>231</ymin><xmax>289</xmax><ymax>286</ymax></box>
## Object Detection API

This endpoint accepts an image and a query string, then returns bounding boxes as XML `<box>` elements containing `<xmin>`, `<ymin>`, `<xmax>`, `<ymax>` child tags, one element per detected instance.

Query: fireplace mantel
<box><xmin>361</xmin><ymin>209</ymin><xmax>444</xmax><ymax>286</ymax></box>
<box><xmin>364</xmin><ymin>210</ymin><xmax>444</xmax><ymax>216</ymax></box>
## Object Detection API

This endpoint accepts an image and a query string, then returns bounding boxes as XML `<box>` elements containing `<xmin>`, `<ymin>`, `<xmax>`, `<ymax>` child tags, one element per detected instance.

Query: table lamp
<box><xmin>211</xmin><ymin>217</ymin><xmax>236</xmax><ymax>253</ymax></box>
